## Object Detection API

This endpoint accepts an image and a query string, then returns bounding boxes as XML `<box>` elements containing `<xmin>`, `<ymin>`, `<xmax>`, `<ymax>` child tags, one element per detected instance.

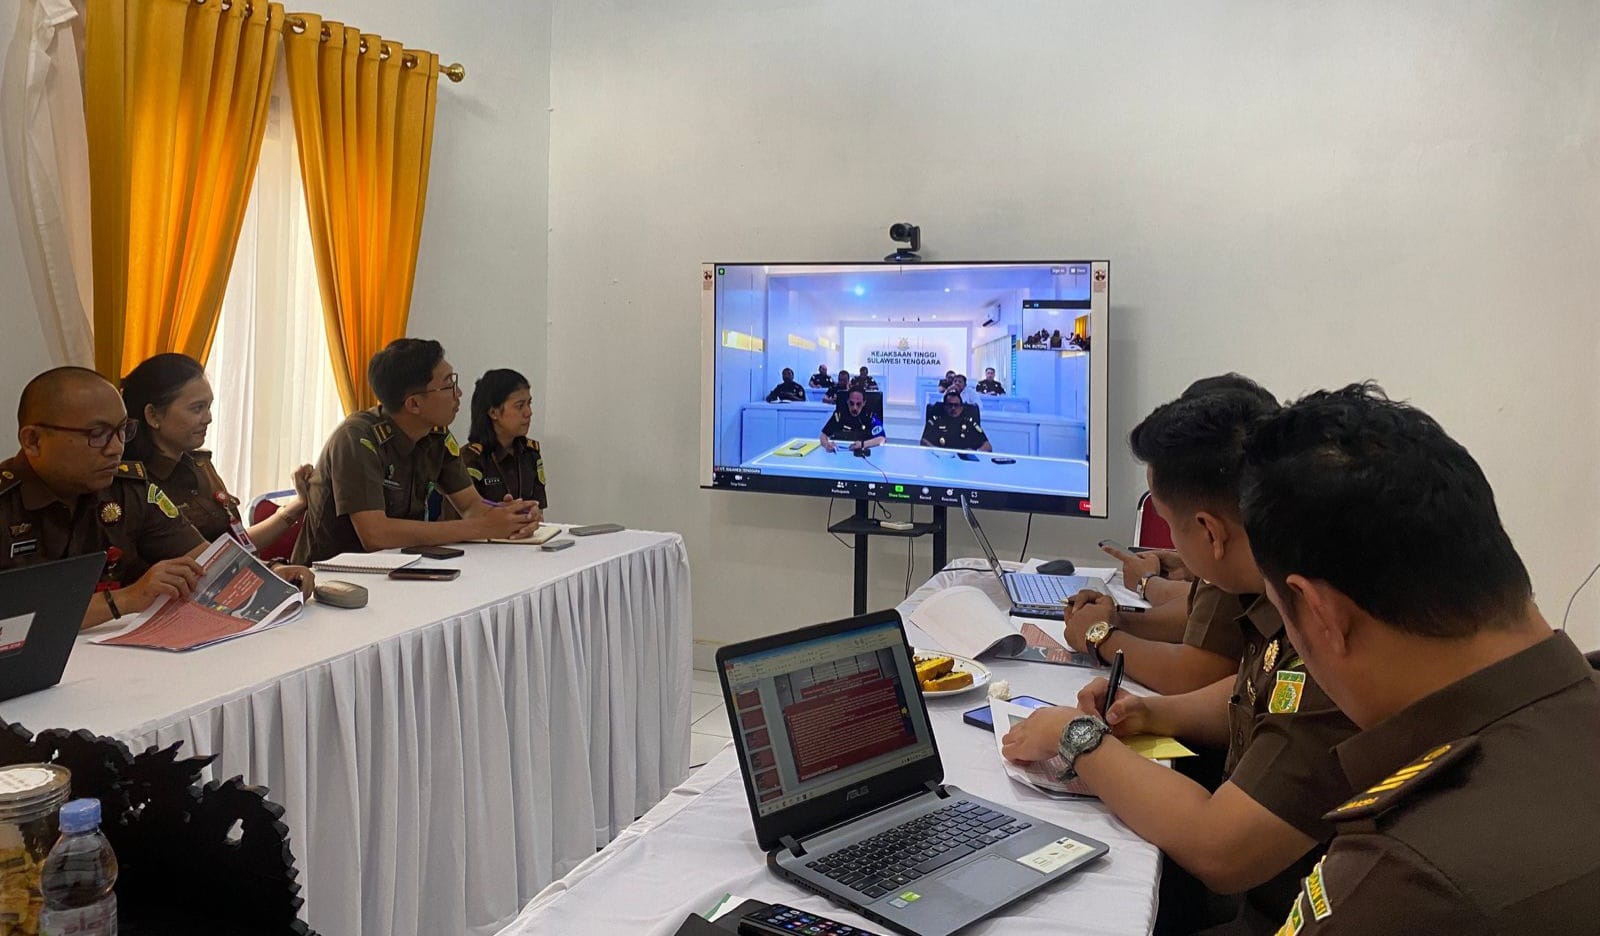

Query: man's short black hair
<box><xmin>1241</xmin><ymin>383</ymin><xmax>1532</xmax><ymax>638</ymax></box>
<box><xmin>1181</xmin><ymin>372</ymin><xmax>1277</xmax><ymax>406</ymax></box>
<box><xmin>782</xmin><ymin>367</ymin><xmax>794</xmax><ymax>378</ymax></box>
<box><xmin>368</xmin><ymin>338</ymin><xmax>444</xmax><ymax>412</ymax></box>
<box><xmin>1129</xmin><ymin>382</ymin><xmax>1281</xmax><ymax>514</ymax></box>
<box><xmin>18</xmin><ymin>367</ymin><xmax>109</xmax><ymax>425</ymax></box>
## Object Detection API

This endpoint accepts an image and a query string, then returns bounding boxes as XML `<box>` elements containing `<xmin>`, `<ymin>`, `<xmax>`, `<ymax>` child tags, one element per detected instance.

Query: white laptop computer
<box><xmin>959</xmin><ymin>496</ymin><xmax>1106</xmax><ymax>618</ymax></box>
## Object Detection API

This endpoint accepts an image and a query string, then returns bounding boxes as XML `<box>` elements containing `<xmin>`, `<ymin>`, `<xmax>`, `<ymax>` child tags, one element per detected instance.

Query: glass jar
<box><xmin>0</xmin><ymin>764</ymin><xmax>72</xmax><ymax>936</ymax></box>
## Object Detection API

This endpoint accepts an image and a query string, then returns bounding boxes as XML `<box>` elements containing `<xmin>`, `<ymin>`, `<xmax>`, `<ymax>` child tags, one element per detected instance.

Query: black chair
<box><xmin>0</xmin><ymin>719</ymin><xmax>315</xmax><ymax>936</ymax></box>
<box><xmin>1587</xmin><ymin>649</ymin><xmax>1600</xmax><ymax>671</ymax></box>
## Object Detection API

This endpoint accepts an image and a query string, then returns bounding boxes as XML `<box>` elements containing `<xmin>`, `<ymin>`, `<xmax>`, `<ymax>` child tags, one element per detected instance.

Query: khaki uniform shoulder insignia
<box><xmin>443</xmin><ymin>432</ymin><xmax>461</xmax><ymax>457</ymax></box>
<box><xmin>372</xmin><ymin>422</ymin><xmax>394</xmax><ymax>446</ymax></box>
<box><xmin>0</xmin><ymin>468</ymin><xmax>19</xmax><ymax>497</ymax></box>
<box><xmin>115</xmin><ymin>461</ymin><xmax>149</xmax><ymax>482</ymax></box>
<box><xmin>1325</xmin><ymin>737</ymin><xmax>1478</xmax><ymax>822</ymax></box>
<box><xmin>530</xmin><ymin>439</ymin><xmax>541</xmax><ymax>453</ymax></box>
<box><xmin>464</xmin><ymin>442</ymin><xmax>483</xmax><ymax>456</ymax></box>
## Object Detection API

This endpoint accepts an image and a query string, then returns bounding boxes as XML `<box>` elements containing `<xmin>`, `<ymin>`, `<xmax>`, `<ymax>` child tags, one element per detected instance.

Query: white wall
<box><xmin>543</xmin><ymin>0</ymin><xmax>1600</xmax><ymax>652</ymax></box>
<box><xmin>0</xmin><ymin>0</ymin><xmax>554</xmax><ymax>446</ymax></box>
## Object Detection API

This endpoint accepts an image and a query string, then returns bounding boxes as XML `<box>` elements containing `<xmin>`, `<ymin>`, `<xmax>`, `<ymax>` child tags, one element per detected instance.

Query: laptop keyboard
<box><xmin>1011</xmin><ymin>574</ymin><xmax>1077</xmax><ymax>607</ymax></box>
<box><xmin>804</xmin><ymin>801</ymin><xmax>1031</xmax><ymax>899</ymax></box>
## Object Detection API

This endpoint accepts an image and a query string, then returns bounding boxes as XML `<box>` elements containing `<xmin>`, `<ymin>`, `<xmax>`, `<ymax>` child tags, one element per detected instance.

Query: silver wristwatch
<box><xmin>1050</xmin><ymin>715</ymin><xmax>1109</xmax><ymax>782</ymax></box>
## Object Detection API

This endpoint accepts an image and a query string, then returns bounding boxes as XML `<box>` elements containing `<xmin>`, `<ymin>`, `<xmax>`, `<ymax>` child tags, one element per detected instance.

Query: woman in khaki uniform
<box><xmin>120</xmin><ymin>354</ymin><xmax>311</xmax><ymax>551</ymax></box>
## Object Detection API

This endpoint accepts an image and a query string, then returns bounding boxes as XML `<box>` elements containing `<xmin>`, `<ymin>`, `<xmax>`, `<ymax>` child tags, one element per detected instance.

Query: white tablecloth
<box><xmin>496</xmin><ymin>565</ymin><xmax>1161</xmax><ymax>936</ymax></box>
<box><xmin>0</xmin><ymin>530</ymin><xmax>694</xmax><ymax>936</ymax></box>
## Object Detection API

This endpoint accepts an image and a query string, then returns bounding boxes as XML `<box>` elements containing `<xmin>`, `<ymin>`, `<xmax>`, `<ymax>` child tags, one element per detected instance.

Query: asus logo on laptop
<box><xmin>845</xmin><ymin>785</ymin><xmax>869</xmax><ymax>801</ymax></box>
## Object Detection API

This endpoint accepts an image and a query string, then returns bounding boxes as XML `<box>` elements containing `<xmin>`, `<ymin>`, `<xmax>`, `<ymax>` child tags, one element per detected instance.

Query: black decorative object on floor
<box><xmin>0</xmin><ymin>719</ymin><xmax>315</xmax><ymax>936</ymax></box>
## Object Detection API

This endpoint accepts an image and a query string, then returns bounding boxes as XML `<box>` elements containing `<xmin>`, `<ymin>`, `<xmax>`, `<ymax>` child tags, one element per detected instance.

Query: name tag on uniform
<box><xmin>382</xmin><ymin>479</ymin><xmax>403</xmax><ymax>489</ymax></box>
<box><xmin>9</xmin><ymin>539</ymin><xmax>38</xmax><ymax>559</ymax></box>
<box><xmin>482</xmin><ymin>477</ymin><xmax>504</xmax><ymax>487</ymax></box>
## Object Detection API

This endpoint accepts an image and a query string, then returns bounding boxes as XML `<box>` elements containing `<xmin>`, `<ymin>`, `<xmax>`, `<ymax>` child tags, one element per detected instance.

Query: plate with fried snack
<box><xmin>911</xmin><ymin>649</ymin><xmax>991</xmax><ymax>698</ymax></box>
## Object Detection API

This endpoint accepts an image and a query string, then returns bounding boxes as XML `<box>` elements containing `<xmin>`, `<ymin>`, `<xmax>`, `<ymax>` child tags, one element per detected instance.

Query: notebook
<box><xmin>482</xmin><ymin>524</ymin><xmax>562</xmax><ymax>545</ymax></box>
<box><xmin>311</xmin><ymin>552</ymin><xmax>420</xmax><ymax>574</ymax></box>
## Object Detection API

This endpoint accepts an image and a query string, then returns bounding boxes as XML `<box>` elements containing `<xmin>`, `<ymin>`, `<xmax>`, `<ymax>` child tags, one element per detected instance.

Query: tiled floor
<box><xmin>690</xmin><ymin>669</ymin><xmax>731</xmax><ymax>768</ymax></box>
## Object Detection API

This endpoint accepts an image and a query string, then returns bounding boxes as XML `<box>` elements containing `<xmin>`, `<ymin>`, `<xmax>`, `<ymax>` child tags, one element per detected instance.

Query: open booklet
<box><xmin>907</xmin><ymin>584</ymin><xmax>1098</xmax><ymax>666</ymax></box>
<box><xmin>989</xmin><ymin>698</ymin><xmax>1197</xmax><ymax>798</ymax></box>
<box><xmin>94</xmin><ymin>536</ymin><xmax>304</xmax><ymax>652</ymax></box>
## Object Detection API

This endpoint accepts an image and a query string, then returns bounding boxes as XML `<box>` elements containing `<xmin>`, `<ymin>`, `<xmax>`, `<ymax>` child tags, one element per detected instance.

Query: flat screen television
<box><xmin>699</xmin><ymin>261</ymin><xmax>1109</xmax><ymax>516</ymax></box>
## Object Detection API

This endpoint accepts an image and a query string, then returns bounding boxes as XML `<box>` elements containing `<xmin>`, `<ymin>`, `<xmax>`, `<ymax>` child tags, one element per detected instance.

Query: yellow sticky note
<box><xmin>1123</xmin><ymin>734</ymin><xmax>1197</xmax><ymax>760</ymax></box>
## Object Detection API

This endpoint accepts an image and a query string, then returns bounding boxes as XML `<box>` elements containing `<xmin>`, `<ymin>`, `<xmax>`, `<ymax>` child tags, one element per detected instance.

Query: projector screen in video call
<box><xmin>700</xmin><ymin>261</ymin><xmax>1110</xmax><ymax>517</ymax></box>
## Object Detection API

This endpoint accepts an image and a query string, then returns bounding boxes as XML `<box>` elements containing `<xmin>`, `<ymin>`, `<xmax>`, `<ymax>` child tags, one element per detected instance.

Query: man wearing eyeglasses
<box><xmin>292</xmin><ymin>338</ymin><xmax>545</xmax><ymax>564</ymax></box>
<box><xmin>1</xmin><ymin>367</ymin><xmax>217</xmax><ymax>629</ymax></box>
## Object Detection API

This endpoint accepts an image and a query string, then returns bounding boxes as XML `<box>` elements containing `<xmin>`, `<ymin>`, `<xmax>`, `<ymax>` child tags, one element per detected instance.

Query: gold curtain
<box><xmin>283</xmin><ymin>15</ymin><xmax>439</xmax><ymax>413</ymax></box>
<box><xmin>84</xmin><ymin>0</ymin><xmax>283</xmax><ymax>378</ymax></box>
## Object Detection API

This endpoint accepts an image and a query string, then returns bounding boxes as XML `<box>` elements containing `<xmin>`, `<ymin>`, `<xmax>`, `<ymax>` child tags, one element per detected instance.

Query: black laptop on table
<box><xmin>716</xmin><ymin>611</ymin><xmax>1108</xmax><ymax>936</ymax></box>
<box><xmin>0</xmin><ymin>554</ymin><xmax>105</xmax><ymax>703</ymax></box>
<box><xmin>959</xmin><ymin>496</ymin><xmax>1106</xmax><ymax>619</ymax></box>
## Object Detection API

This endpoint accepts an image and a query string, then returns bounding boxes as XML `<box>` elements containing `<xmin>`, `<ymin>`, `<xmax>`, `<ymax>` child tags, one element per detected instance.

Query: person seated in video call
<box><xmin>975</xmin><ymin>367</ymin><xmax>1006</xmax><ymax>396</ymax></box>
<box><xmin>948</xmin><ymin>373</ymin><xmax>980</xmax><ymax>405</ymax></box>
<box><xmin>292</xmin><ymin>338</ymin><xmax>543</xmax><ymax>564</ymax></box>
<box><xmin>765</xmin><ymin>368</ymin><xmax>807</xmax><ymax>403</ymax></box>
<box><xmin>808</xmin><ymin>364</ymin><xmax>831</xmax><ymax>389</ymax></box>
<box><xmin>850</xmin><ymin>366</ymin><xmax>879</xmax><ymax>391</ymax></box>
<box><xmin>938</xmin><ymin>369</ymin><xmax>956</xmax><ymax>392</ymax></box>
<box><xmin>823</xmin><ymin>371</ymin><xmax>850</xmax><ymax>404</ymax></box>
<box><xmin>922</xmin><ymin>391</ymin><xmax>992</xmax><ymax>452</ymax></box>
<box><xmin>818</xmin><ymin>389</ymin><xmax>886</xmax><ymax>453</ymax></box>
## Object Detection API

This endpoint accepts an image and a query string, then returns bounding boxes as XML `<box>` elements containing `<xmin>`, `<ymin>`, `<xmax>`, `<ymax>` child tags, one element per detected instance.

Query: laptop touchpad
<box><xmin>934</xmin><ymin>854</ymin><xmax>1040</xmax><ymax>899</ymax></box>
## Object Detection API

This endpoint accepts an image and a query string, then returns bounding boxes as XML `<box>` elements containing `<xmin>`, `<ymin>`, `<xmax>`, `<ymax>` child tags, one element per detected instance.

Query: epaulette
<box><xmin>1324</xmin><ymin>737</ymin><xmax>1478</xmax><ymax>823</ymax></box>
<box><xmin>372</xmin><ymin>422</ymin><xmax>395</xmax><ymax>445</ymax></box>
<box><xmin>443</xmin><ymin>432</ymin><xmax>461</xmax><ymax>457</ymax></box>
<box><xmin>0</xmin><ymin>466</ymin><xmax>20</xmax><ymax>496</ymax></box>
<box><xmin>114</xmin><ymin>461</ymin><xmax>150</xmax><ymax>482</ymax></box>
<box><xmin>464</xmin><ymin>442</ymin><xmax>483</xmax><ymax>456</ymax></box>
<box><xmin>530</xmin><ymin>439</ymin><xmax>541</xmax><ymax>452</ymax></box>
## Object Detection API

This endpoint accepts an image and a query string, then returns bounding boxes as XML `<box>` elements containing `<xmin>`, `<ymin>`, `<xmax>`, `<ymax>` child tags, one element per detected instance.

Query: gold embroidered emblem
<box><xmin>1262</xmin><ymin>639</ymin><xmax>1280</xmax><ymax>672</ymax></box>
<box><xmin>99</xmin><ymin>502</ymin><xmax>124</xmax><ymax>525</ymax></box>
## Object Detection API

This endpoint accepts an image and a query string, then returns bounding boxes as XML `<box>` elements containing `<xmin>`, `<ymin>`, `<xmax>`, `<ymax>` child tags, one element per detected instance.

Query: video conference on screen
<box><xmin>725</xmin><ymin>635</ymin><xmax>931</xmax><ymax>817</ymax></box>
<box><xmin>708</xmin><ymin>262</ymin><xmax>1097</xmax><ymax>512</ymax></box>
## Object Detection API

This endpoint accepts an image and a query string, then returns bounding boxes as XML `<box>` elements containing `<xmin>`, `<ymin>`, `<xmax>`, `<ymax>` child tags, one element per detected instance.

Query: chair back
<box><xmin>1133</xmin><ymin>490</ymin><xmax>1175</xmax><ymax>550</ymax></box>
<box><xmin>247</xmin><ymin>490</ymin><xmax>302</xmax><ymax>562</ymax></box>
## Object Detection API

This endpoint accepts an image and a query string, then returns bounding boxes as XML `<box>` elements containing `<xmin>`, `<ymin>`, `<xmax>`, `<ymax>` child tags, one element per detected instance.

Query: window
<box><xmin>206</xmin><ymin>67</ymin><xmax>345</xmax><ymax>504</ymax></box>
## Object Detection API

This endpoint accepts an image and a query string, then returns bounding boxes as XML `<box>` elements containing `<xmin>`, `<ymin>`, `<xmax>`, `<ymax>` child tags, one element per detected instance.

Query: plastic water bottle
<box><xmin>39</xmin><ymin>798</ymin><xmax>118</xmax><ymax>936</ymax></box>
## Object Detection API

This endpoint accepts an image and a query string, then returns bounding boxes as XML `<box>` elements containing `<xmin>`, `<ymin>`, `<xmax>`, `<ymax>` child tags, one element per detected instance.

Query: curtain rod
<box><xmin>282</xmin><ymin>14</ymin><xmax>466</xmax><ymax>83</ymax></box>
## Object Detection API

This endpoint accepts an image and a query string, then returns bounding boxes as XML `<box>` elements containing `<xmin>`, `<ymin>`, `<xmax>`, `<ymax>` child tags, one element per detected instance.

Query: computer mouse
<box><xmin>1036</xmin><ymin>559</ymin><xmax>1076</xmax><ymax>576</ymax></box>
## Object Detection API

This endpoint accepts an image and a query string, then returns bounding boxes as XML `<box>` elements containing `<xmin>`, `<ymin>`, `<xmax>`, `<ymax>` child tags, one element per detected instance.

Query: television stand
<box><xmin>827</xmin><ymin>500</ymin><xmax>948</xmax><ymax>615</ymax></box>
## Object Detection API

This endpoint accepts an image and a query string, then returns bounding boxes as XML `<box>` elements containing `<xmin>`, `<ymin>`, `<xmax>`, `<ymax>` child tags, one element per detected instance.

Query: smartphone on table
<box><xmin>388</xmin><ymin>567</ymin><xmax>461</xmax><ymax>581</ymax></box>
<box><xmin>963</xmin><ymin>695</ymin><xmax>1054</xmax><ymax>731</ymax></box>
<box><xmin>402</xmin><ymin>545</ymin><xmax>464</xmax><ymax>559</ymax></box>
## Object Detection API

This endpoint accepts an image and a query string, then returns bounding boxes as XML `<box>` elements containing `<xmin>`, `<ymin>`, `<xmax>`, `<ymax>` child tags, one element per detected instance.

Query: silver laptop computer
<box><xmin>959</xmin><ymin>496</ymin><xmax>1106</xmax><ymax>619</ymax></box>
<box><xmin>716</xmin><ymin>610</ymin><xmax>1109</xmax><ymax>936</ymax></box>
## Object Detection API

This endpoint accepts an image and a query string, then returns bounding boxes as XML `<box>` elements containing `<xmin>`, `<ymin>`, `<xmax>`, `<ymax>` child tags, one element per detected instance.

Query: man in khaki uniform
<box><xmin>1239</xmin><ymin>385</ymin><xmax>1600</xmax><ymax>934</ymax></box>
<box><xmin>0</xmin><ymin>368</ymin><xmax>206</xmax><ymax>628</ymax></box>
<box><xmin>293</xmin><ymin>339</ymin><xmax>544</xmax><ymax>564</ymax></box>
<box><xmin>1002</xmin><ymin>383</ymin><xmax>1360</xmax><ymax>935</ymax></box>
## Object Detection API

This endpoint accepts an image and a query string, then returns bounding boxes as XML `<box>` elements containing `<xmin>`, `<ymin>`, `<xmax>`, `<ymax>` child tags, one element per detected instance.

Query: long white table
<box><xmin>496</xmin><ymin>565</ymin><xmax>1161</xmax><ymax>936</ymax></box>
<box><xmin>746</xmin><ymin>439</ymin><xmax>1089</xmax><ymax>498</ymax></box>
<box><xmin>0</xmin><ymin>529</ymin><xmax>694</xmax><ymax>936</ymax></box>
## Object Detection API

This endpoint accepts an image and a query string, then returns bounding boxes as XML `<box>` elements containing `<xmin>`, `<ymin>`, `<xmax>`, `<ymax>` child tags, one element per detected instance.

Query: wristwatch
<box><xmin>1084</xmin><ymin>620</ymin><xmax>1118</xmax><ymax>665</ymax></box>
<box><xmin>1048</xmin><ymin>715</ymin><xmax>1110</xmax><ymax>782</ymax></box>
<box><xmin>1135</xmin><ymin>572</ymin><xmax>1156</xmax><ymax>600</ymax></box>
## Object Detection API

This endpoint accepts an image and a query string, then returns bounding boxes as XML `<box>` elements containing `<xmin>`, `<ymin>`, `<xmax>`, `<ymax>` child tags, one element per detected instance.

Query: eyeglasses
<box><xmin>32</xmin><ymin>419</ymin><xmax>139</xmax><ymax>449</ymax></box>
<box><xmin>410</xmin><ymin>373</ymin><xmax>460</xmax><ymax>397</ymax></box>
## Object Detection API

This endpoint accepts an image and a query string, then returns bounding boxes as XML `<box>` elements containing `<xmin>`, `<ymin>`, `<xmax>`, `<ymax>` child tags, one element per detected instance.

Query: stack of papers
<box><xmin>990</xmin><ymin>698</ymin><xmax>1195</xmax><ymax>797</ymax></box>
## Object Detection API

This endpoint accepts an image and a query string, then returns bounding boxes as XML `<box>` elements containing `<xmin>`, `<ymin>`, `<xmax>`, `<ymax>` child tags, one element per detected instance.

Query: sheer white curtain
<box><xmin>207</xmin><ymin>65</ymin><xmax>344</xmax><ymax>504</ymax></box>
<box><xmin>2</xmin><ymin>0</ymin><xmax>94</xmax><ymax>367</ymax></box>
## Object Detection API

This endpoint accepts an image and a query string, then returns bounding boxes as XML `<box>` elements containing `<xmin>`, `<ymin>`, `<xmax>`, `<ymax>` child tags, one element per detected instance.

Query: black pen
<box><xmin>1102</xmin><ymin>649</ymin><xmax>1125</xmax><ymax>719</ymax></box>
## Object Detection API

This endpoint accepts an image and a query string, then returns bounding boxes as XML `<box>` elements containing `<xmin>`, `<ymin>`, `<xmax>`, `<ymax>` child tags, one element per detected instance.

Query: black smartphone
<box><xmin>957</xmin><ymin>452</ymin><xmax>980</xmax><ymax>462</ymax></box>
<box><xmin>402</xmin><ymin>545</ymin><xmax>465</xmax><ymax>559</ymax></box>
<box><xmin>963</xmin><ymin>695</ymin><xmax>1054</xmax><ymax>731</ymax></box>
<box><xmin>388</xmin><ymin>567</ymin><xmax>461</xmax><ymax>581</ymax></box>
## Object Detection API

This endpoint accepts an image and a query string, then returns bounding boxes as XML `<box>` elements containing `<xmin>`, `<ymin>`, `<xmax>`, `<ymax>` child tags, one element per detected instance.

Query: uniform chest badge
<box><xmin>9</xmin><ymin>522</ymin><xmax>30</xmax><ymax>537</ymax></box>
<box><xmin>1262</xmin><ymin>639</ymin><xmax>1280</xmax><ymax>672</ymax></box>
<box><xmin>148</xmin><ymin>485</ymin><xmax>180</xmax><ymax>519</ymax></box>
<box><xmin>100</xmin><ymin>501</ymin><xmax>124</xmax><ymax>525</ymax></box>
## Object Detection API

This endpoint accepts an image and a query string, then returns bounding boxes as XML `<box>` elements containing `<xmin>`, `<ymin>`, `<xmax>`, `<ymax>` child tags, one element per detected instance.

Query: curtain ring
<box><xmin>379</xmin><ymin>46</ymin><xmax>391</xmax><ymax>61</ymax></box>
<box><xmin>219</xmin><ymin>0</ymin><xmax>231</xmax><ymax>10</ymax></box>
<box><xmin>359</xmin><ymin>38</ymin><xmax>368</xmax><ymax>55</ymax></box>
<box><xmin>320</xmin><ymin>24</ymin><xmax>331</xmax><ymax>41</ymax></box>
<box><xmin>402</xmin><ymin>53</ymin><xmax>417</xmax><ymax>69</ymax></box>
<box><xmin>288</xmin><ymin>16</ymin><xmax>306</xmax><ymax>33</ymax></box>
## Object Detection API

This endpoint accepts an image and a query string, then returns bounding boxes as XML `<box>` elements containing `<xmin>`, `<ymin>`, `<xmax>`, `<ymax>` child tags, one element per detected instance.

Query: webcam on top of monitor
<box><xmin>885</xmin><ymin>222</ymin><xmax>921</xmax><ymax>262</ymax></box>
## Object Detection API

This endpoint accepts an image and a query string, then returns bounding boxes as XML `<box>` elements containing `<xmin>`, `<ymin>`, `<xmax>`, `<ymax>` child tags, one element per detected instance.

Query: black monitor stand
<box><xmin>827</xmin><ymin>500</ymin><xmax>948</xmax><ymax>615</ymax></box>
